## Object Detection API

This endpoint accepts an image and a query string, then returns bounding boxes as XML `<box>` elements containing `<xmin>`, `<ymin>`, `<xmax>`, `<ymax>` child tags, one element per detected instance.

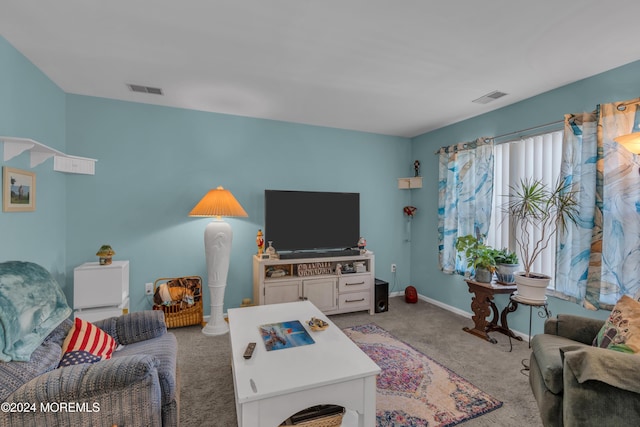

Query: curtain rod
<box><xmin>434</xmin><ymin>119</ymin><xmax>564</xmax><ymax>154</ymax></box>
<box><xmin>491</xmin><ymin>119</ymin><xmax>564</xmax><ymax>141</ymax></box>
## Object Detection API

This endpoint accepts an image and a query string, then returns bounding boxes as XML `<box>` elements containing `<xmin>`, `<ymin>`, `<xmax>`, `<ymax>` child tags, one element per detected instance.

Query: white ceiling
<box><xmin>1</xmin><ymin>1</ymin><xmax>639</xmax><ymax>138</ymax></box>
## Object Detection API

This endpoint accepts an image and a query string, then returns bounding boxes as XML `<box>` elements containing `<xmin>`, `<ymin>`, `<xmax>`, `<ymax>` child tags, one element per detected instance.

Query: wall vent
<box><xmin>127</xmin><ymin>84</ymin><xmax>163</xmax><ymax>95</ymax></box>
<box><xmin>472</xmin><ymin>90</ymin><xmax>508</xmax><ymax>104</ymax></box>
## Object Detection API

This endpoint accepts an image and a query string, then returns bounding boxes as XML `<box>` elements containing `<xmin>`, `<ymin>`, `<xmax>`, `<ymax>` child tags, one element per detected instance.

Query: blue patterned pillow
<box><xmin>0</xmin><ymin>261</ymin><xmax>72</xmax><ymax>361</ymax></box>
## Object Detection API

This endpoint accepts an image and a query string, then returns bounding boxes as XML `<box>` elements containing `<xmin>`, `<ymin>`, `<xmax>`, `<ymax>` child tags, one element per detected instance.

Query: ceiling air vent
<box><xmin>127</xmin><ymin>84</ymin><xmax>163</xmax><ymax>95</ymax></box>
<box><xmin>472</xmin><ymin>90</ymin><xmax>508</xmax><ymax>104</ymax></box>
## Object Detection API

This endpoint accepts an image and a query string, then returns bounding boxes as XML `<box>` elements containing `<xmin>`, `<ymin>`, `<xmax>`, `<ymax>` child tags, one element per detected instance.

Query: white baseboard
<box><xmin>389</xmin><ymin>291</ymin><xmax>530</xmax><ymax>341</ymax></box>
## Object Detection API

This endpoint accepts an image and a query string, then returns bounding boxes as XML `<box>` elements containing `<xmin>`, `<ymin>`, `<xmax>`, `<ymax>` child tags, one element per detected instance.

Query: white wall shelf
<box><xmin>398</xmin><ymin>177</ymin><xmax>422</xmax><ymax>189</ymax></box>
<box><xmin>1</xmin><ymin>136</ymin><xmax>96</xmax><ymax>175</ymax></box>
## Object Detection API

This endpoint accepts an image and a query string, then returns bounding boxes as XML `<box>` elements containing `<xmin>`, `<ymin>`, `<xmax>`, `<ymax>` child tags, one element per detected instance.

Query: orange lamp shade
<box><xmin>189</xmin><ymin>186</ymin><xmax>248</xmax><ymax>218</ymax></box>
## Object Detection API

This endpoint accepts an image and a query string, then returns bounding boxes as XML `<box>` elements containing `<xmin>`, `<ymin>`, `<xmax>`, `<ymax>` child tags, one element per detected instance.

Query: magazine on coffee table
<box><xmin>258</xmin><ymin>320</ymin><xmax>315</xmax><ymax>351</ymax></box>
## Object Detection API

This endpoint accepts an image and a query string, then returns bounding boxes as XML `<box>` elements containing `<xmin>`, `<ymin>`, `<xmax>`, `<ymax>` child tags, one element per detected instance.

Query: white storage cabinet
<box><xmin>73</xmin><ymin>260</ymin><xmax>130</xmax><ymax>322</ymax></box>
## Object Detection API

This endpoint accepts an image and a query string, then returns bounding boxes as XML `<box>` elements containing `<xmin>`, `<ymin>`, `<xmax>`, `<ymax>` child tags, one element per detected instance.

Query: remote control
<box><xmin>243</xmin><ymin>342</ymin><xmax>256</xmax><ymax>359</ymax></box>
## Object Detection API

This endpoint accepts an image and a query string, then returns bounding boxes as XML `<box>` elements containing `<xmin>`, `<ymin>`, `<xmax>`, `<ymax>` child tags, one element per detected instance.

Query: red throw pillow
<box><xmin>58</xmin><ymin>317</ymin><xmax>116</xmax><ymax>367</ymax></box>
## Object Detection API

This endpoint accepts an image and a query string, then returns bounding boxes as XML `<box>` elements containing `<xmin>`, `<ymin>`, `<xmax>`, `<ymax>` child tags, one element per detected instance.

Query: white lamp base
<box><xmin>202</xmin><ymin>317</ymin><xmax>229</xmax><ymax>336</ymax></box>
<box><xmin>201</xmin><ymin>218</ymin><xmax>233</xmax><ymax>336</ymax></box>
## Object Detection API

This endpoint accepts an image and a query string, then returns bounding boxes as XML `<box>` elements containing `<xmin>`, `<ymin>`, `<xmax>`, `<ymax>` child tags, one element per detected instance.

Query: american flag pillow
<box><xmin>58</xmin><ymin>317</ymin><xmax>116</xmax><ymax>367</ymax></box>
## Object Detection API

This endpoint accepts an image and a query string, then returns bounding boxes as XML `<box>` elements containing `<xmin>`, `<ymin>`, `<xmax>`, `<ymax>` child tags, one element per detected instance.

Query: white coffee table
<box><xmin>228</xmin><ymin>301</ymin><xmax>380</xmax><ymax>427</ymax></box>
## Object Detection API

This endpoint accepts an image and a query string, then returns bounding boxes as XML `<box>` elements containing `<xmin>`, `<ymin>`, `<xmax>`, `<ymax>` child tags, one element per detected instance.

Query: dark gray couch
<box><xmin>530</xmin><ymin>314</ymin><xmax>640</xmax><ymax>427</ymax></box>
<box><xmin>1</xmin><ymin>311</ymin><xmax>178</xmax><ymax>427</ymax></box>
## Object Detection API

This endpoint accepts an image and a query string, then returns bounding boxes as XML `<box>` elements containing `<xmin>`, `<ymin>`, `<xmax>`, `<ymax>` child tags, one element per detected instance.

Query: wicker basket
<box><xmin>291</xmin><ymin>412</ymin><xmax>343</xmax><ymax>427</ymax></box>
<box><xmin>280</xmin><ymin>406</ymin><xmax>345</xmax><ymax>426</ymax></box>
<box><xmin>152</xmin><ymin>276</ymin><xmax>204</xmax><ymax>328</ymax></box>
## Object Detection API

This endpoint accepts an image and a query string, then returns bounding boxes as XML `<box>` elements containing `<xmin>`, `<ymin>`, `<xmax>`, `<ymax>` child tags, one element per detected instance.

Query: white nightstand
<box><xmin>74</xmin><ymin>260</ymin><xmax>130</xmax><ymax>322</ymax></box>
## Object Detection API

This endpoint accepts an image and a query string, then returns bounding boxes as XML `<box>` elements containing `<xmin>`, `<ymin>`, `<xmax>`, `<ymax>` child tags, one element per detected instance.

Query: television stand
<box><xmin>253</xmin><ymin>252</ymin><xmax>375</xmax><ymax>315</ymax></box>
<box><xmin>279</xmin><ymin>249</ymin><xmax>360</xmax><ymax>260</ymax></box>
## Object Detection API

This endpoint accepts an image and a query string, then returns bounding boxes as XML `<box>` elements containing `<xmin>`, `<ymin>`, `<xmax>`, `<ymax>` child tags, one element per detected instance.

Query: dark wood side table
<box><xmin>463</xmin><ymin>279</ymin><xmax>519</xmax><ymax>344</ymax></box>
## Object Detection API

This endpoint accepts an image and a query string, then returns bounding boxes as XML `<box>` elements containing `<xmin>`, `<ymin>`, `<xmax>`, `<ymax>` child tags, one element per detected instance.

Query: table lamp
<box><xmin>189</xmin><ymin>186</ymin><xmax>248</xmax><ymax>335</ymax></box>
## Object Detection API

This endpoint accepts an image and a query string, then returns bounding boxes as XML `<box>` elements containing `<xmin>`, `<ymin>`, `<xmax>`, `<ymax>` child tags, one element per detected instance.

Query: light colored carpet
<box><xmin>173</xmin><ymin>297</ymin><xmax>543</xmax><ymax>426</ymax></box>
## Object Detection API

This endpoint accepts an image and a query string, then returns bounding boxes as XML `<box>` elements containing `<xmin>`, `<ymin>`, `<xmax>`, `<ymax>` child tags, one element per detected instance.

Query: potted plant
<box><xmin>502</xmin><ymin>178</ymin><xmax>578</xmax><ymax>301</ymax></box>
<box><xmin>455</xmin><ymin>235</ymin><xmax>497</xmax><ymax>283</ymax></box>
<box><xmin>494</xmin><ymin>248</ymin><xmax>519</xmax><ymax>285</ymax></box>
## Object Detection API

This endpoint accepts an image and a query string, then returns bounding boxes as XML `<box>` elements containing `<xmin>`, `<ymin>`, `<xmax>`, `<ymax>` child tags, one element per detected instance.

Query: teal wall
<box><xmin>3</xmin><ymin>32</ymin><xmax>639</xmax><ymax>335</ymax></box>
<box><xmin>410</xmin><ymin>59</ymin><xmax>640</xmax><ymax>334</ymax></box>
<box><xmin>0</xmin><ymin>37</ymin><xmax>68</xmax><ymax>291</ymax></box>
<box><xmin>64</xmin><ymin>96</ymin><xmax>411</xmax><ymax>313</ymax></box>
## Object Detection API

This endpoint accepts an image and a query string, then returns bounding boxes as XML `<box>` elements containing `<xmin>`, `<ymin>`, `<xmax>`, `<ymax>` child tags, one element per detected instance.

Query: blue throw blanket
<box><xmin>0</xmin><ymin>261</ymin><xmax>72</xmax><ymax>361</ymax></box>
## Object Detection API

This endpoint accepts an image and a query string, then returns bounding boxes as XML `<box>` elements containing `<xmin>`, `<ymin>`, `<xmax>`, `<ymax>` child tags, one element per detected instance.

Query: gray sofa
<box><xmin>0</xmin><ymin>260</ymin><xmax>178</xmax><ymax>427</ymax></box>
<box><xmin>529</xmin><ymin>314</ymin><xmax>640</xmax><ymax>427</ymax></box>
<box><xmin>1</xmin><ymin>310</ymin><xmax>178</xmax><ymax>427</ymax></box>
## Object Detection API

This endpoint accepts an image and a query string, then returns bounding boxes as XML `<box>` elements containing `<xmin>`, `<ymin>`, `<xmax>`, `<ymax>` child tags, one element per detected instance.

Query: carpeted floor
<box><xmin>173</xmin><ymin>297</ymin><xmax>543</xmax><ymax>427</ymax></box>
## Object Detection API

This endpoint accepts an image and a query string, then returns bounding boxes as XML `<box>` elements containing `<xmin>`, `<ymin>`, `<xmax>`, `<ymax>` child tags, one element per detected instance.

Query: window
<box><xmin>486</xmin><ymin>130</ymin><xmax>564</xmax><ymax>288</ymax></box>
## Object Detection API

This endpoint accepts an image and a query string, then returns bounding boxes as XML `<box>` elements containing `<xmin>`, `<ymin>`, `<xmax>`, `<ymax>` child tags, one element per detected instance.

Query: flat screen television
<box><xmin>264</xmin><ymin>190</ymin><xmax>360</xmax><ymax>253</ymax></box>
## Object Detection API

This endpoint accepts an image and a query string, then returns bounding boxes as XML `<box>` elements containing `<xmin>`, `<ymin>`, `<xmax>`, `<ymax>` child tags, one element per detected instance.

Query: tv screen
<box><xmin>265</xmin><ymin>190</ymin><xmax>360</xmax><ymax>252</ymax></box>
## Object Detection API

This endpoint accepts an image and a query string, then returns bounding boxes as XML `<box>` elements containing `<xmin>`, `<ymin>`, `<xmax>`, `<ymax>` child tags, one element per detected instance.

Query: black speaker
<box><xmin>374</xmin><ymin>279</ymin><xmax>389</xmax><ymax>313</ymax></box>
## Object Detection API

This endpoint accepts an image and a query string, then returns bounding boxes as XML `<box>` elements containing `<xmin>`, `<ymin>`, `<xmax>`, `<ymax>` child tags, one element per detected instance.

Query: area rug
<box><xmin>343</xmin><ymin>324</ymin><xmax>503</xmax><ymax>427</ymax></box>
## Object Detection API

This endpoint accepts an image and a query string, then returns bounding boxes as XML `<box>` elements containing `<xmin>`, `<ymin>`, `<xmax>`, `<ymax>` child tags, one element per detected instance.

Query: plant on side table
<box><xmin>455</xmin><ymin>235</ymin><xmax>497</xmax><ymax>283</ymax></box>
<box><xmin>494</xmin><ymin>248</ymin><xmax>519</xmax><ymax>285</ymax></box>
<box><xmin>502</xmin><ymin>178</ymin><xmax>578</xmax><ymax>301</ymax></box>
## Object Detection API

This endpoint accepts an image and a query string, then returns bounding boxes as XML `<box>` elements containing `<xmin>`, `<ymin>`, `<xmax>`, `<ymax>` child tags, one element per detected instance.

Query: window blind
<box><xmin>486</xmin><ymin>130</ymin><xmax>563</xmax><ymax>286</ymax></box>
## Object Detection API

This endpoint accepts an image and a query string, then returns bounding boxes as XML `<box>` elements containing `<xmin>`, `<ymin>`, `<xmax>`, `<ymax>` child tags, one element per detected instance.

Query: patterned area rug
<box><xmin>343</xmin><ymin>324</ymin><xmax>503</xmax><ymax>427</ymax></box>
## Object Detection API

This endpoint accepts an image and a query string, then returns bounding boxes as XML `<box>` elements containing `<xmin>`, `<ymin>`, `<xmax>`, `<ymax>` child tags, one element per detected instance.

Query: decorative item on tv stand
<box><xmin>501</xmin><ymin>178</ymin><xmax>579</xmax><ymax>302</ymax></box>
<box><xmin>189</xmin><ymin>186</ymin><xmax>248</xmax><ymax>336</ymax></box>
<box><xmin>256</xmin><ymin>229</ymin><xmax>265</xmax><ymax>255</ymax></box>
<box><xmin>265</xmin><ymin>241</ymin><xmax>279</xmax><ymax>259</ymax></box>
<box><xmin>357</xmin><ymin>236</ymin><xmax>367</xmax><ymax>255</ymax></box>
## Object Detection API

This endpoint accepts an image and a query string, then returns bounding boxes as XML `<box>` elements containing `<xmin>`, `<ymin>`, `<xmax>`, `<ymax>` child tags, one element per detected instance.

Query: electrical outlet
<box><xmin>391</xmin><ymin>264</ymin><xmax>397</xmax><ymax>273</ymax></box>
<box><xmin>145</xmin><ymin>282</ymin><xmax>154</xmax><ymax>295</ymax></box>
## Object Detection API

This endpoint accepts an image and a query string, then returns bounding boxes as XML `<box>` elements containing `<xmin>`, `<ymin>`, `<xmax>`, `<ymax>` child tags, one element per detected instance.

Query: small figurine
<box><xmin>96</xmin><ymin>244</ymin><xmax>115</xmax><ymax>265</ymax></box>
<box><xmin>414</xmin><ymin>160</ymin><xmax>421</xmax><ymax>177</ymax></box>
<box><xmin>336</xmin><ymin>263</ymin><xmax>342</xmax><ymax>275</ymax></box>
<box><xmin>256</xmin><ymin>229</ymin><xmax>265</xmax><ymax>255</ymax></box>
<box><xmin>357</xmin><ymin>237</ymin><xmax>367</xmax><ymax>254</ymax></box>
<box><xmin>265</xmin><ymin>241</ymin><xmax>278</xmax><ymax>259</ymax></box>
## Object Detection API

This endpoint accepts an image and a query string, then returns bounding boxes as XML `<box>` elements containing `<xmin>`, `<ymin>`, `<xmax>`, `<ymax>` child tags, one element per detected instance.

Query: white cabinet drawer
<box><xmin>338</xmin><ymin>291</ymin><xmax>370</xmax><ymax>310</ymax></box>
<box><xmin>338</xmin><ymin>275</ymin><xmax>371</xmax><ymax>293</ymax></box>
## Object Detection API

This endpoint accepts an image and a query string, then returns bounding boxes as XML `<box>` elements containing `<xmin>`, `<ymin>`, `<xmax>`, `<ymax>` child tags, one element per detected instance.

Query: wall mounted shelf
<box><xmin>398</xmin><ymin>177</ymin><xmax>422</xmax><ymax>189</ymax></box>
<box><xmin>1</xmin><ymin>136</ymin><xmax>96</xmax><ymax>174</ymax></box>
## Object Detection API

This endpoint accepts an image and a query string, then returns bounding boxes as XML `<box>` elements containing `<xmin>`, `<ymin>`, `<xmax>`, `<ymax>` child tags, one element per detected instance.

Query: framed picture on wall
<box><xmin>2</xmin><ymin>167</ymin><xmax>36</xmax><ymax>212</ymax></box>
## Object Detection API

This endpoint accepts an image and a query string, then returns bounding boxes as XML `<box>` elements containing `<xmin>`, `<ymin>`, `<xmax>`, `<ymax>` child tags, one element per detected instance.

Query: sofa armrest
<box><xmin>115</xmin><ymin>310</ymin><xmax>167</xmax><ymax>345</ymax></box>
<box><xmin>10</xmin><ymin>354</ymin><xmax>161</xmax><ymax>401</ymax></box>
<box><xmin>93</xmin><ymin>311</ymin><xmax>166</xmax><ymax>346</ymax></box>
<box><xmin>561</xmin><ymin>345</ymin><xmax>640</xmax><ymax>393</ymax></box>
<box><xmin>544</xmin><ymin>315</ymin><xmax>604</xmax><ymax>344</ymax></box>
<box><xmin>4</xmin><ymin>355</ymin><xmax>163</xmax><ymax>427</ymax></box>
<box><xmin>92</xmin><ymin>311</ymin><xmax>166</xmax><ymax>346</ymax></box>
<box><xmin>561</xmin><ymin>345</ymin><xmax>640</xmax><ymax>426</ymax></box>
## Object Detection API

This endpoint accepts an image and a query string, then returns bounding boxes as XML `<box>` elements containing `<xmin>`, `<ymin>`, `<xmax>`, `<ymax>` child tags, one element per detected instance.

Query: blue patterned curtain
<box><xmin>556</xmin><ymin>97</ymin><xmax>640</xmax><ymax>310</ymax></box>
<box><xmin>438</xmin><ymin>138</ymin><xmax>494</xmax><ymax>274</ymax></box>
